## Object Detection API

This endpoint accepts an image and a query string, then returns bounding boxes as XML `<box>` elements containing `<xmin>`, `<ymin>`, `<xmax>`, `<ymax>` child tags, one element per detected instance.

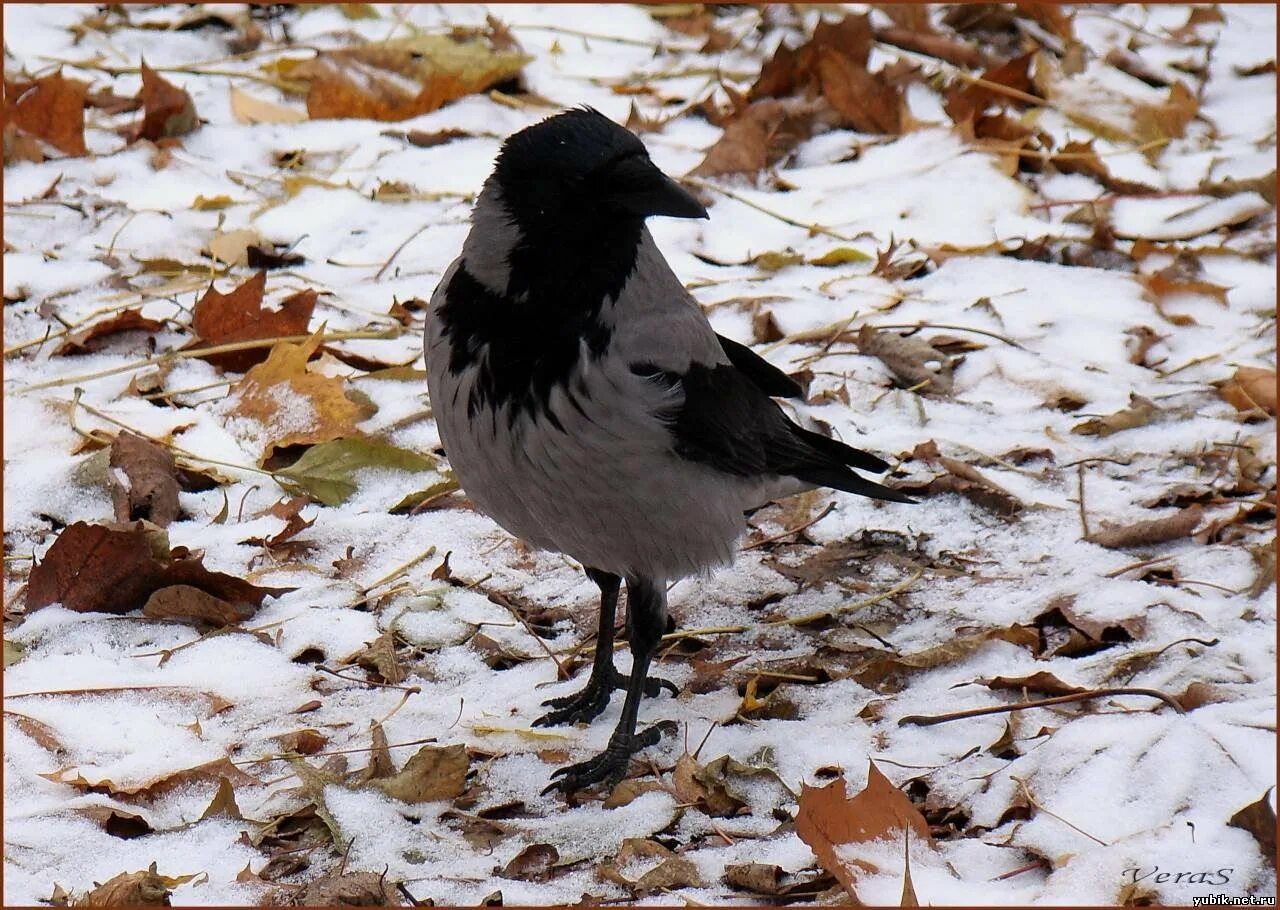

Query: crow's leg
<box><xmin>534</xmin><ymin>568</ymin><xmax>675</xmax><ymax>728</ymax></box>
<box><xmin>545</xmin><ymin>575</ymin><xmax>676</xmax><ymax>795</ymax></box>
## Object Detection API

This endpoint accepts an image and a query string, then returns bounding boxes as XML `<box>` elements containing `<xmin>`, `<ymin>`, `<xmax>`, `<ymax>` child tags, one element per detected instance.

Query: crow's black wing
<box><xmin>636</xmin><ymin>360</ymin><xmax>912</xmax><ymax>504</ymax></box>
<box><xmin>715</xmin><ymin>334</ymin><xmax>802</xmax><ymax>399</ymax></box>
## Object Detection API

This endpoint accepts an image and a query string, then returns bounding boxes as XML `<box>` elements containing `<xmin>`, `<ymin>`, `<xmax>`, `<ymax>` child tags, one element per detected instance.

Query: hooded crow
<box><xmin>425</xmin><ymin>107</ymin><xmax>913</xmax><ymax>796</ymax></box>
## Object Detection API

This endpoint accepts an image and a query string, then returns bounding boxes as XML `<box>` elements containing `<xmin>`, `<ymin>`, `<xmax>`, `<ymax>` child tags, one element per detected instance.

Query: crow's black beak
<box><xmin>607</xmin><ymin>156</ymin><xmax>709</xmax><ymax>220</ymax></box>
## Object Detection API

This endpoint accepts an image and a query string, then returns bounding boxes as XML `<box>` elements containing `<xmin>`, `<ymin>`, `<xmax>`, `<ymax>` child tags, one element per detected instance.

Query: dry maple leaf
<box><xmin>795</xmin><ymin>761</ymin><xmax>934</xmax><ymax>901</ymax></box>
<box><xmin>4</xmin><ymin>70</ymin><xmax>88</xmax><ymax>157</ymax></box>
<box><xmin>295</xmin><ymin>34</ymin><xmax>529</xmax><ymax>121</ymax></box>
<box><xmin>227</xmin><ymin>331</ymin><xmax>364</xmax><ymax>460</ymax></box>
<box><xmin>943</xmin><ymin>52</ymin><xmax>1036</xmax><ymax>128</ymax></box>
<box><xmin>191</xmin><ymin>271</ymin><xmax>317</xmax><ymax>372</ymax></box>
<box><xmin>135</xmin><ymin>62</ymin><xmax>199</xmax><ymax>142</ymax></box>
<box><xmin>689</xmin><ymin>97</ymin><xmax>822</xmax><ymax>178</ymax></box>
<box><xmin>369</xmin><ymin>743</ymin><xmax>470</xmax><ymax>803</ymax></box>
<box><xmin>26</xmin><ymin>520</ymin><xmax>292</xmax><ymax>615</ymax></box>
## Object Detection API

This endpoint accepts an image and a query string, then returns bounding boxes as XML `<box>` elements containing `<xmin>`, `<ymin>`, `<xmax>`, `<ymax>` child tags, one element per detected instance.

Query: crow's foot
<box><xmin>542</xmin><ymin>720</ymin><xmax>677</xmax><ymax>796</ymax></box>
<box><xmin>533</xmin><ymin>669</ymin><xmax>677</xmax><ymax>727</ymax></box>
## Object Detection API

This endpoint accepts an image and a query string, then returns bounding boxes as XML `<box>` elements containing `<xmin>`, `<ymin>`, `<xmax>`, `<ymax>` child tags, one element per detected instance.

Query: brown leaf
<box><xmin>943</xmin><ymin>52</ymin><xmax>1035</xmax><ymax>127</ymax></box>
<box><xmin>369</xmin><ymin>743</ymin><xmax>469</xmax><ymax>803</ymax></box>
<box><xmin>297</xmin><ymin>34</ymin><xmax>529</xmax><ymax>122</ymax></box>
<box><xmin>45</xmin><ymin>755</ymin><xmax>256</xmax><ymax>799</ymax></box>
<box><xmin>1125</xmin><ymin>325</ymin><xmax>1165</xmax><ymax>367</ymax></box>
<box><xmin>752</xmin><ymin>15</ymin><xmax>874</xmax><ymax>100</ymax></box>
<box><xmin>136</xmin><ymin>62</ymin><xmax>199</xmax><ymax>142</ymax></box>
<box><xmin>1216</xmin><ymin>366</ymin><xmax>1277</xmax><ymax>417</ymax></box>
<box><xmin>244</xmin><ymin>496</ymin><xmax>315</xmax><ymax>548</ymax></box>
<box><xmin>190</xmin><ymin>271</ymin><xmax>316</xmax><ymax>372</ymax></box>
<box><xmin>600</xmin><ymin>839</ymin><xmax>703</xmax><ymax>895</ymax></box>
<box><xmin>27</xmin><ymin>521</ymin><xmax>292</xmax><ymax>615</ymax></box>
<box><xmin>873</xmin><ymin>23</ymin><xmax>990</xmax><ymax>70</ymax></box>
<box><xmin>142</xmin><ymin>584</ymin><xmax>257</xmax><ymax>626</ymax></box>
<box><xmin>671</xmin><ymin>753</ymin><xmax>747</xmax><ymax>817</ymax></box>
<box><xmin>818</xmin><ymin>46</ymin><xmax>905</xmax><ymax>135</ymax></box>
<box><xmin>1087</xmin><ymin>505</ymin><xmax>1203</xmax><ymax>549</ymax></box>
<box><xmin>1131</xmin><ymin>81</ymin><xmax>1198</xmax><ymax>149</ymax></box>
<box><xmin>500</xmin><ymin>843</ymin><xmax>559</xmax><ymax>882</ymax></box>
<box><xmin>279</xmin><ymin>729</ymin><xmax>328</xmax><ymax>756</ymax></box>
<box><xmin>199</xmin><ymin>776</ymin><xmax>244</xmax><ymax>820</ymax></box>
<box><xmin>295</xmin><ymin>871</ymin><xmax>404</xmax><ymax>907</ymax></box>
<box><xmin>1050</xmin><ymin>139</ymin><xmax>1160</xmax><ymax>194</ymax></box>
<box><xmin>1228</xmin><ymin>789</ymin><xmax>1277</xmax><ymax>868</ymax></box>
<box><xmin>795</xmin><ymin>762</ymin><xmax>933</xmax><ymax>901</ymax></box>
<box><xmin>52</xmin><ymin>308</ymin><xmax>166</xmax><ymax>356</ymax></box>
<box><xmin>79</xmin><ymin>864</ymin><xmax>193</xmax><ymax>907</ymax></box>
<box><xmin>1139</xmin><ymin>267</ymin><xmax>1230</xmax><ymax>309</ymax></box>
<box><xmin>852</xmin><ymin>624</ymin><xmax>1039</xmax><ymax>692</ymax></box>
<box><xmin>856</xmin><ymin>326</ymin><xmax>954</xmax><ymax>395</ymax></box>
<box><xmin>724</xmin><ymin>862</ymin><xmax>784</xmax><ymax>895</ymax></box>
<box><xmin>689</xmin><ymin>97</ymin><xmax>820</xmax><ymax>178</ymax></box>
<box><xmin>980</xmin><ymin>671</ymin><xmax>1087</xmax><ymax>697</ymax></box>
<box><xmin>6</xmin><ymin>70</ymin><xmax>88</xmax><ymax>156</ymax></box>
<box><xmin>228</xmin><ymin>332</ymin><xmax>364</xmax><ymax>460</ymax></box>
<box><xmin>345</xmin><ymin>629</ymin><xmax>404</xmax><ymax>684</ymax></box>
<box><xmin>1071</xmin><ymin>393</ymin><xmax>1160</xmax><ymax>437</ymax></box>
<box><xmin>109</xmin><ymin>432</ymin><xmax>181</xmax><ymax>527</ymax></box>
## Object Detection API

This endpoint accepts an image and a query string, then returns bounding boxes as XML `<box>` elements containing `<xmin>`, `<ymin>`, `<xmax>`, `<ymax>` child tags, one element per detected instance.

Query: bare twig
<box><xmin>897</xmin><ymin>686</ymin><xmax>1187</xmax><ymax>727</ymax></box>
<box><xmin>741</xmin><ymin>502</ymin><xmax>836</xmax><ymax>551</ymax></box>
<box><xmin>765</xmin><ymin>568</ymin><xmax>923</xmax><ymax>627</ymax></box>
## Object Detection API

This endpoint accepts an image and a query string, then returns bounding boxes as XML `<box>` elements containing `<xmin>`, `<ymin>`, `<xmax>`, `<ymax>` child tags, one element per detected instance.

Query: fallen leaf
<box><xmin>1050</xmin><ymin>139</ymin><xmax>1159</xmax><ymax>194</ymax></box>
<box><xmin>6</xmin><ymin>70</ymin><xmax>88</xmax><ymax>156</ymax></box>
<box><xmin>135</xmin><ymin>62</ymin><xmax>199</xmax><ymax>142</ymax></box>
<box><xmin>228</xmin><ymin>332</ymin><xmax>365</xmax><ymax>460</ymax></box>
<box><xmin>344</xmin><ymin>628</ymin><xmax>404</xmax><ymax>684</ymax></box>
<box><xmin>893</xmin><ymin>442</ymin><xmax>1024</xmax><ymax>516</ymax></box>
<box><xmin>142</xmin><ymin>584</ymin><xmax>257</xmax><ymax>626</ymax></box>
<box><xmin>810</xmin><ymin>247</ymin><xmax>873</xmax><ymax>266</ymax></box>
<box><xmin>53</xmin><ymin>309</ymin><xmax>167</xmax><ymax>356</ymax></box>
<box><xmin>278</xmin><ymin>438</ymin><xmax>439</xmax><ymax>506</ymax></box>
<box><xmin>724</xmin><ymin>862</ymin><xmax>784</xmax><ymax>895</ymax></box>
<box><xmin>816</xmin><ymin>44</ymin><xmax>903</xmax><ymax>134</ymax></box>
<box><xmin>247</xmin><ymin>242</ymin><xmax>306</xmax><ymax>270</ymax></box>
<box><xmin>944</xmin><ymin>52</ymin><xmax>1035</xmax><ymax>127</ymax></box>
<box><xmin>191</xmin><ymin>193</ymin><xmax>233</xmax><ymax>211</ymax></box>
<box><xmin>109</xmin><ymin>432</ymin><xmax>180</xmax><ymax>527</ymax></box>
<box><xmin>199</xmin><ymin>776</ymin><xmax>244</xmax><ymax>820</ymax></box>
<box><xmin>295</xmin><ymin>871</ymin><xmax>404</xmax><ymax>907</ymax></box>
<box><xmin>44</xmin><ymin>755</ymin><xmax>255</xmax><ymax>798</ymax></box>
<box><xmin>852</xmin><ymin>625</ymin><xmax>1039</xmax><ymax>692</ymax></box>
<box><xmin>228</xmin><ymin>85</ymin><xmax>306</xmax><ymax>124</ymax></box>
<box><xmin>79</xmin><ymin>864</ymin><xmax>198</xmax><ymax>907</ymax></box>
<box><xmin>980</xmin><ymin>671</ymin><xmax>1087</xmax><ymax>697</ymax></box>
<box><xmin>26</xmin><ymin>521</ymin><xmax>292</xmax><ymax>615</ymax></box>
<box><xmin>795</xmin><ymin>761</ymin><xmax>933</xmax><ymax>901</ymax></box>
<box><xmin>207</xmin><ymin>227</ymin><xmax>262</xmax><ymax>267</ymax></box>
<box><xmin>243</xmin><ymin>496</ymin><xmax>315</xmax><ymax>548</ymax></box>
<box><xmin>1228</xmin><ymin>789</ymin><xmax>1277</xmax><ymax>868</ymax></box>
<box><xmin>1087</xmin><ymin>505</ymin><xmax>1204</xmax><ymax>549</ymax></box>
<box><xmin>369</xmin><ymin>744</ymin><xmax>469</xmax><ymax>803</ymax></box>
<box><xmin>600</xmin><ymin>839</ymin><xmax>703</xmax><ymax>895</ymax></box>
<box><xmin>856</xmin><ymin>326</ymin><xmax>954</xmax><ymax>395</ymax></box>
<box><xmin>1071</xmin><ymin>393</ymin><xmax>1160</xmax><ymax>437</ymax></box>
<box><xmin>671</xmin><ymin>753</ymin><xmax>747</xmax><ymax>817</ymax></box>
<box><xmin>279</xmin><ymin>729</ymin><xmax>328</xmax><ymax>756</ymax></box>
<box><xmin>295</xmin><ymin>34</ymin><xmax>530</xmax><ymax>121</ymax></box>
<box><xmin>191</xmin><ymin>271</ymin><xmax>316</xmax><ymax>372</ymax></box>
<box><xmin>1139</xmin><ymin>267</ymin><xmax>1230</xmax><ymax>308</ymax></box>
<box><xmin>689</xmin><ymin>97</ymin><xmax>821</xmax><ymax>178</ymax></box>
<box><xmin>1216</xmin><ymin>366</ymin><xmax>1277</xmax><ymax>417</ymax></box>
<box><xmin>500</xmin><ymin>843</ymin><xmax>559</xmax><ymax>882</ymax></box>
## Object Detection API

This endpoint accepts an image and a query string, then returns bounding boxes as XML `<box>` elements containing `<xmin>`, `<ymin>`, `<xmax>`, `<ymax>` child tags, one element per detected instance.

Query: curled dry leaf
<box><xmin>856</xmin><ymin>326</ymin><xmax>954</xmax><ymax>395</ymax></box>
<box><xmin>191</xmin><ymin>271</ymin><xmax>317</xmax><ymax>372</ymax></box>
<box><xmin>600</xmin><ymin>839</ymin><xmax>704</xmax><ymax>895</ymax></box>
<box><xmin>26</xmin><ymin>521</ymin><xmax>292</xmax><ymax>616</ymax></box>
<box><xmin>689</xmin><ymin>97</ymin><xmax>822</xmax><ymax>178</ymax></box>
<box><xmin>243</xmin><ymin>496</ymin><xmax>315</xmax><ymax>548</ymax></box>
<box><xmin>500</xmin><ymin>843</ymin><xmax>560</xmax><ymax>882</ymax></box>
<box><xmin>135</xmin><ymin>62</ymin><xmax>199</xmax><ymax>142</ymax></box>
<box><xmin>1071</xmin><ymin>393</ymin><xmax>1160</xmax><ymax>437</ymax></box>
<box><xmin>43</xmin><ymin>755</ymin><xmax>256</xmax><ymax>799</ymax></box>
<box><xmin>294</xmin><ymin>871</ymin><xmax>404</xmax><ymax>907</ymax></box>
<box><xmin>795</xmin><ymin>761</ymin><xmax>934</xmax><ymax>901</ymax></box>
<box><xmin>1216</xmin><ymin>366</ymin><xmax>1277</xmax><ymax>417</ymax></box>
<box><xmin>199</xmin><ymin>776</ymin><xmax>244</xmax><ymax>820</ymax></box>
<box><xmin>1087</xmin><ymin>505</ymin><xmax>1204</xmax><ymax>550</ymax></box>
<box><xmin>228</xmin><ymin>332</ymin><xmax>365</xmax><ymax>460</ymax></box>
<box><xmin>53</xmin><ymin>308</ymin><xmax>167</xmax><ymax>356</ymax></box>
<box><xmin>293</xmin><ymin>34</ymin><xmax>530</xmax><ymax>122</ymax></box>
<box><xmin>980</xmin><ymin>671</ymin><xmax>1087</xmax><ymax>697</ymax></box>
<box><xmin>109</xmin><ymin>431</ymin><xmax>181</xmax><ymax>527</ymax></box>
<box><xmin>79</xmin><ymin>864</ymin><xmax>198</xmax><ymax>907</ymax></box>
<box><xmin>671</xmin><ymin>753</ymin><xmax>747</xmax><ymax>817</ymax></box>
<box><xmin>893</xmin><ymin>440</ymin><xmax>1023</xmax><ymax>516</ymax></box>
<box><xmin>5</xmin><ymin>70</ymin><xmax>88</xmax><ymax>157</ymax></box>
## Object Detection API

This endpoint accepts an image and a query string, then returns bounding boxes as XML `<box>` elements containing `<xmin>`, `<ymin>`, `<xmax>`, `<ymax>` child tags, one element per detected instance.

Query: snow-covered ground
<box><xmin>4</xmin><ymin>3</ymin><xmax>1275</xmax><ymax>906</ymax></box>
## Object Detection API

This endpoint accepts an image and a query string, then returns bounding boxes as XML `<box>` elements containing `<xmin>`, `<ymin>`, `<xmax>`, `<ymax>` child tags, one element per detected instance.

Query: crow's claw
<box><xmin>542</xmin><ymin>721</ymin><xmax>677</xmax><ymax>796</ymax></box>
<box><xmin>534</xmin><ymin>669</ymin><xmax>677</xmax><ymax>727</ymax></box>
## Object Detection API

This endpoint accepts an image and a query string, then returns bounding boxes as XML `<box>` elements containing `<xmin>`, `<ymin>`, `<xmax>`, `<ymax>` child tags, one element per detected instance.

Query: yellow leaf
<box><xmin>228</xmin><ymin>85</ymin><xmax>306</xmax><ymax>125</ymax></box>
<box><xmin>228</xmin><ymin>331</ymin><xmax>365</xmax><ymax>461</ymax></box>
<box><xmin>810</xmin><ymin>247</ymin><xmax>873</xmax><ymax>267</ymax></box>
<box><xmin>191</xmin><ymin>194</ymin><xmax>233</xmax><ymax>211</ymax></box>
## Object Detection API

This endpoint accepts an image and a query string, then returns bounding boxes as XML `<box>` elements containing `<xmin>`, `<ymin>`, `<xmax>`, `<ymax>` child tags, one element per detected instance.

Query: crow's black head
<box><xmin>492</xmin><ymin>107</ymin><xmax>707</xmax><ymax>228</ymax></box>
